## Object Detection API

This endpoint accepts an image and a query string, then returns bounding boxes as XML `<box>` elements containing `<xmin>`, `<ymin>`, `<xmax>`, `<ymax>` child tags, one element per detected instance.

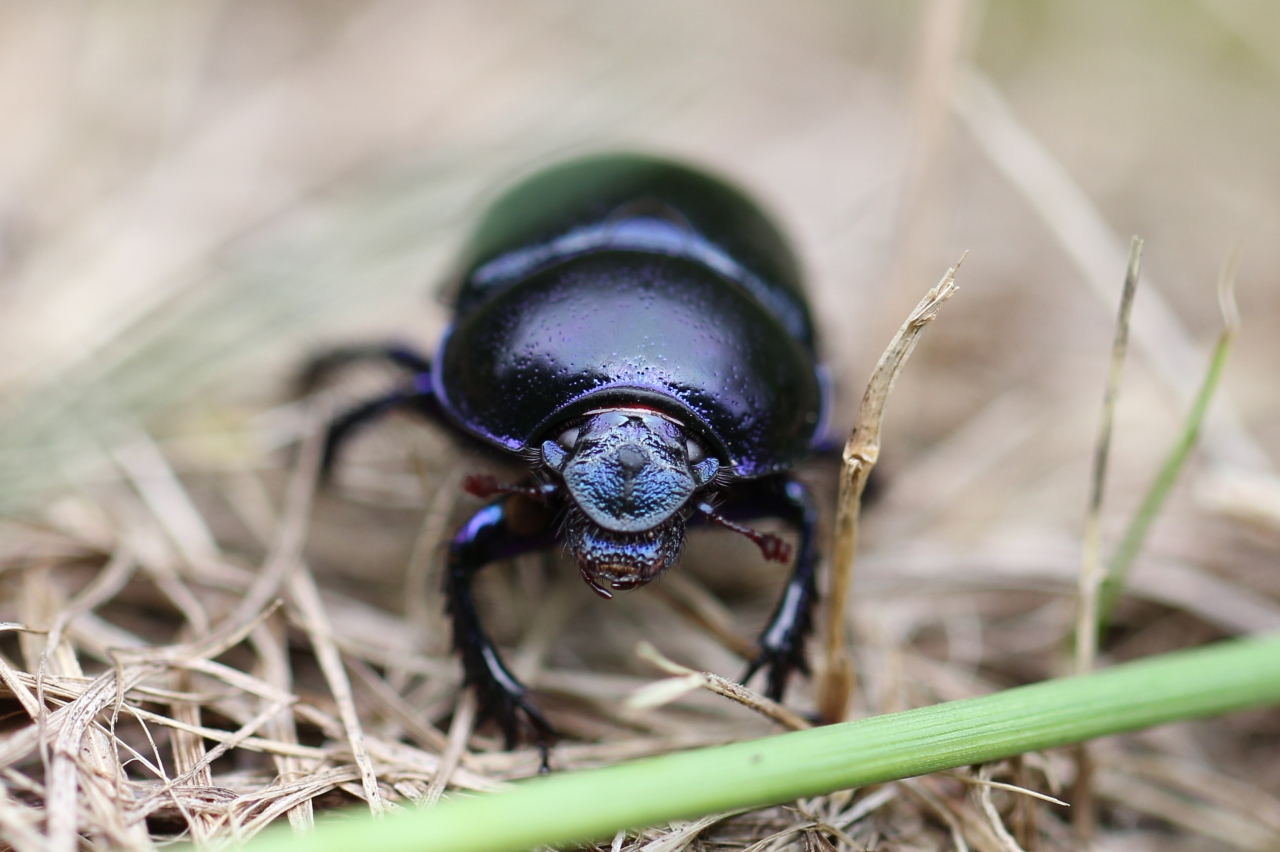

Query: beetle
<box><xmin>302</xmin><ymin>154</ymin><xmax>831</xmax><ymax>757</ymax></box>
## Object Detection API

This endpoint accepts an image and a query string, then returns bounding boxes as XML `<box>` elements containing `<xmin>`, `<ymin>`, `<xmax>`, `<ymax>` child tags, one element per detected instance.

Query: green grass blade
<box><xmin>1096</xmin><ymin>255</ymin><xmax>1241</xmax><ymax>634</ymax></box>
<box><xmin>238</xmin><ymin>634</ymin><xmax>1280</xmax><ymax>852</ymax></box>
<box><xmin>1096</xmin><ymin>329</ymin><xmax>1234</xmax><ymax>631</ymax></box>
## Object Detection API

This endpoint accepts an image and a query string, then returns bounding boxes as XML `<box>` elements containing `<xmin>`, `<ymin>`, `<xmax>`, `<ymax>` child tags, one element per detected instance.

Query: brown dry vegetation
<box><xmin>0</xmin><ymin>2</ymin><xmax>1278</xmax><ymax>850</ymax></box>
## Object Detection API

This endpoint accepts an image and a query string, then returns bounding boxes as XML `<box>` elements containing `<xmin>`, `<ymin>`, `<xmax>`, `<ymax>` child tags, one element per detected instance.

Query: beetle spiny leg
<box><xmin>694</xmin><ymin>501</ymin><xmax>793</xmax><ymax>563</ymax></box>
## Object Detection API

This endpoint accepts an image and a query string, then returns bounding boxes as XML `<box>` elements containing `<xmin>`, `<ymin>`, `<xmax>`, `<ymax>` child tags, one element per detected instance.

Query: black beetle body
<box><xmin>440</xmin><ymin>156</ymin><xmax>826</xmax><ymax>474</ymax></box>
<box><xmin>306</xmin><ymin>155</ymin><xmax>830</xmax><ymax>757</ymax></box>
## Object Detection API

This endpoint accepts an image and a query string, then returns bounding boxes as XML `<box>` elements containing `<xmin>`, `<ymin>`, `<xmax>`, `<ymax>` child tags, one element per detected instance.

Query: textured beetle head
<box><xmin>541</xmin><ymin>408</ymin><xmax>719</xmax><ymax>598</ymax></box>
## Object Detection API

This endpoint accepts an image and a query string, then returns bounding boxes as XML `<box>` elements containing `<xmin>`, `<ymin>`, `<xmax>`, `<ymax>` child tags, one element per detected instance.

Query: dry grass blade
<box><xmin>946</xmin><ymin>772</ymin><xmax>1068</xmax><ymax>808</ymax></box>
<box><xmin>1093</xmin><ymin>769</ymin><xmax>1280</xmax><ymax>852</ymax></box>
<box><xmin>287</xmin><ymin>565</ymin><xmax>385</xmax><ymax>815</ymax></box>
<box><xmin>649</xmin><ymin>573</ymin><xmax>756</xmax><ymax>660</ymax></box>
<box><xmin>346</xmin><ymin>656</ymin><xmax>449</xmax><ymax>754</ymax></box>
<box><xmin>403</xmin><ymin>465</ymin><xmax>465</xmax><ymax>642</ymax></box>
<box><xmin>637</xmin><ymin>811</ymin><xmax>740</xmax><ymax>852</ymax></box>
<box><xmin>231</xmin><ymin>407</ymin><xmax>325</xmax><ymax>630</ymax></box>
<box><xmin>0</xmin><ymin>654</ymin><xmax>43</xmax><ymax>720</ymax></box>
<box><xmin>251</xmin><ymin>621</ymin><xmax>315</xmax><ymax>832</ymax></box>
<box><xmin>0</xmin><ymin>786</ymin><xmax>47</xmax><ymax>852</ymax></box>
<box><xmin>40</xmin><ymin>545</ymin><xmax>135</xmax><ymax>665</ymax></box>
<box><xmin>887</xmin><ymin>0</ymin><xmax>979</xmax><ymax>306</ymax></box>
<box><xmin>46</xmin><ymin>670</ymin><xmax>157</xmax><ymax>852</ymax></box>
<box><xmin>976</xmin><ymin>765</ymin><xmax>1027</xmax><ymax>852</ymax></box>
<box><xmin>1106</xmin><ymin>753</ymin><xmax>1280</xmax><ymax>834</ymax></box>
<box><xmin>0</xmin><ymin>7</ymin><xmax>1275</xmax><ymax>850</ymax></box>
<box><xmin>819</xmin><ymin>256</ymin><xmax>963</xmax><ymax>723</ymax></box>
<box><xmin>423</xmin><ymin>688</ymin><xmax>476</xmax><ymax>805</ymax></box>
<box><xmin>1070</xmin><ymin>236</ymin><xmax>1141</xmax><ymax>844</ymax></box>
<box><xmin>903</xmin><ymin>779</ymin><xmax>970</xmax><ymax>852</ymax></box>
<box><xmin>113</xmin><ymin>430</ymin><xmax>221</xmax><ymax>573</ymax></box>
<box><xmin>631</xmin><ymin>642</ymin><xmax>813</xmax><ymax>732</ymax></box>
<box><xmin>120</xmin><ymin>706</ymin><xmax>326</xmax><ymax>759</ymax></box>
<box><xmin>1074</xmin><ymin>236</ymin><xmax>1141</xmax><ymax>677</ymax></box>
<box><xmin>169</xmin><ymin>683</ymin><xmax>219</xmax><ymax>845</ymax></box>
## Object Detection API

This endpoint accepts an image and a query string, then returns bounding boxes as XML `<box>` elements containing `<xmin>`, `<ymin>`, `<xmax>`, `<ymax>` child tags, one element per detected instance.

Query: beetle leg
<box><xmin>694</xmin><ymin>502</ymin><xmax>792</xmax><ymax>564</ymax></box>
<box><xmin>698</xmin><ymin>475</ymin><xmax>819</xmax><ymax>702</ymax></box>
<box><xmin>297</xmin><ymin>342</ymin><xmax>442</xmax><ymax>476</ymax></box>
<box><xmin>462</xmin><ymin>474</ymin><xmax>560</xmax><ymax>502</ymax></box>
<box><xmin>303</xmin><ymin>344</ymin><xmax>519</xmax><ymax>477</ymax></box>
<box><xmin>296</xmin><ymin>342</ymin><xmax>432</xmax><ymax>394</ymax></box>
<box><xmin>446</xmin><ymin>492</ymin><xmax>560</xmax><ymax>760</ymax></box>
<box><xmin>318</xmin><ymin>381</ymin><xmax>458</xmax><ymax>477</ymax></box>
<box><xmin>321</xmin><ymin>389</ymin><xmax>408</xmax><ymax>475</ymax></box>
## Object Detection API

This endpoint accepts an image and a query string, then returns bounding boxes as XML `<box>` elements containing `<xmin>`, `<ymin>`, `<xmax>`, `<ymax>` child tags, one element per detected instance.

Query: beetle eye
<box><xmin>685</xmin><ymin>437</ymin><xmax>706</xmax><ymax>465</ymax></box>
<box><xmin>557</xmin><ymin>427</ymin><xmax>580</xmax><ymax>450</ymax></box>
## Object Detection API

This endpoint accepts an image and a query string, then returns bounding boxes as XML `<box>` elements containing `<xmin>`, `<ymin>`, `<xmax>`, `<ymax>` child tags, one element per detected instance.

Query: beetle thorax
<box><xmin>541</xmin><ymin>408</ymin><xmax>718</xmax><ymax>598</ymax></box>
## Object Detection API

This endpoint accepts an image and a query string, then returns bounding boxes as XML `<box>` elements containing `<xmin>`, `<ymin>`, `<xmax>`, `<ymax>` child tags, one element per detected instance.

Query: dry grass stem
<box><xmin>231</xmin><ymin>408</ymin><xmax>324</xmax><ymax>629</ymax></box>
<box><xmin>819</xmin><ymin>256</ymin><xmax>963</xmax><ymax>723</ymax></box>
<box><xmin>286</xmin><ymin>565</ymin><xmax>385</xmax><ymax>815</ymax></box>
<box><xmin>0</xmin><ymin>6</ymin><xmax>1275</xmax><ymax>849</ymax></box>
<box><xmin>976</xmin><ymin>765</ymin><xmax>1028</xmax><ymax>852</ymax></box>
<box><xmin>1074</xmin><ymin>236</ymin><xmax>1142</xmax><ymax>678</ymax></box>
<box><xmin>903</xmin><ymin>779</ymin><xmax>970</xmax><ymax>852</ymax></box>
<box><xmin>631</xmin><ymin>642</ymin><xmax>812</xmax><ymax>732</ymax></box>
<box><xmin>946</xmin><ymin>772</ymin><xmax>1068</xmax><ymax>809</ymax></box>
<box><xmin>251</xmin><ymin>621</ymin><xmax>315</xmax><ymax>832</ymax></box>
<box><xmin>424</xmin><ymin>688</ymin><xmax>476</xmax><ymax>806</ymax></box>
<box><xmin>1069</xmin><ymin>236</ymin><xmax>1140</xmax><ymax>842</ymax></box>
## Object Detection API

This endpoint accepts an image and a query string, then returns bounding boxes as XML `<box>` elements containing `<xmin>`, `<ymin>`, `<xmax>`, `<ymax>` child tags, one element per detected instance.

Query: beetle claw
<box><xmin>695</xmin><ymin>503</ymin><xmax>794</xmax><ymax>564</ymax></box>
<box><xmin>754</xmin><ymin>533</ymin><xmax>793</xmax><ymax>563</ymax></box>
<box><xmin>467</xmin><ymin>650</ymin><xmax>558</xmax><ymax>759</ymax></box>
<box><xmin>742</xmin><ymin>637</ymin><xmax>810</xmax><ymax>702</ymax></box>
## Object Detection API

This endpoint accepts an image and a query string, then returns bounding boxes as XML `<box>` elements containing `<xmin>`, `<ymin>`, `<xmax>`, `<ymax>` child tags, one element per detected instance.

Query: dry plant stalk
<box><xmin>629</xmin><ymin>642</ymin><xmax>812</xmax><ymax>732</ymax></box>
<box><xmin>0</xmin><ymin>8</ymin><xmax>1276</xmax><ymax>852</ymax></box>
<box><xmin>1074</xmin><ymin>236</ymin><xmax>1142</xmax><ymax>677</ymax></box>
<box><xmin>818</xmin><ymin>257</ymin><xmax>963</xmax><ymax>724</ymax></box>
<box><xmin>1070</xmin><ymin>236</ymin><xmax>1141</xmax><ymax>844</ymax></box>
<box><xmin>424</xmin><ymin>689</ymin><xmax>477</xmax><ymax>805</ymax></box>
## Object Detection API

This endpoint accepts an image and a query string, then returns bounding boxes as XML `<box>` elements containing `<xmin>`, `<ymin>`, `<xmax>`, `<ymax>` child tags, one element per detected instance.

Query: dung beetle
<box><xmin>303</xmin><ymin>154</ymin><xmax>830</xmax><ymax>756</ymax></box>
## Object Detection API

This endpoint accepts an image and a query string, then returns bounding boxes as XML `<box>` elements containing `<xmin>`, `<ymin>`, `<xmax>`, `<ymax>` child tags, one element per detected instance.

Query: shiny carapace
<box><xmin>304</xmin><ymin>155</ymin><xmax>829</xmax><ymax>759</ymax></box>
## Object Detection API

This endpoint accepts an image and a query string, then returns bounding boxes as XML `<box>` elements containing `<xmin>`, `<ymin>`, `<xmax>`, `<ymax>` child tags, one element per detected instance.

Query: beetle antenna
<box><xmin>694</xmin><ymin>501</ymin><xmax>792</xmax><ymax>563</ymax></box>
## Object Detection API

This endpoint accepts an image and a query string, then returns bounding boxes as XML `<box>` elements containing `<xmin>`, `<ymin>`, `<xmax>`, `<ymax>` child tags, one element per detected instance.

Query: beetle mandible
<box><xmin>303</xmin><ymin>154</ymin><xmax>832</xmax><ymax>756</ymax></box>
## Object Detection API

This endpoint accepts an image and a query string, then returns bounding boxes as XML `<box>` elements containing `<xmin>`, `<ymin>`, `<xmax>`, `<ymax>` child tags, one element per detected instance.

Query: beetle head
<box><xmin>541</xmin><ymin>408</ymin><xmax>719</xmax><ymax>597</ymax></box>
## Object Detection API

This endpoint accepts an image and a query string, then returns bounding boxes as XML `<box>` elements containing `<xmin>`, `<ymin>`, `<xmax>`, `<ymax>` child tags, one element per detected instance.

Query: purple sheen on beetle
<box><xmin>433</xmin><ymin>252</ymin><xmax>822</xmax><ymax>477</ymax></box>
<box><xmin>308</xmin><ymin>154</ymin><xmax>831</xmax><ymax>756</ymax></box>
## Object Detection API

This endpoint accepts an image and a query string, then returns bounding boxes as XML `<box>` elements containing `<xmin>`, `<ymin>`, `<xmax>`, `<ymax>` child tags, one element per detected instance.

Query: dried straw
<box><xmin>0</xmin><ymin>4</ymin><xmax>1278</xmax><ymax>851</ymax></box>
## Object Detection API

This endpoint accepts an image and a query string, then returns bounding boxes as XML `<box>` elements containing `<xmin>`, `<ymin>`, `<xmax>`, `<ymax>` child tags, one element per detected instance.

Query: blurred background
<box><xmin>0</xmin><ymin>1</ymin><xmax>1279</xmax><ymax>848</ymax></box>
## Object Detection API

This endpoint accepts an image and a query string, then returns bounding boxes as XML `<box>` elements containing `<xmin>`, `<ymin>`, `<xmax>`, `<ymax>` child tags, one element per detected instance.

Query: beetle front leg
<box><xmin>297</xmin><ymin>342</ymin><xmax>432</xmax><ymax>393</ymax></box>
<box><xmin>319</xmin><ymin>388</ymin><xmax>416</xmax><ymax>475</ymax></box>
<box><xmin>445</xmin><ymin>491</ymin><xmax>560</xmax><ymax>756</ymax></box>
<box><xmin>706</xmin><ymin>476</ymin><xmax>819</xmax><ymax>702</ymax></box>
<box><xmin>297</xmin><ymin>344</ymin><xmax>453</xmax><ymax>475</ymax></box>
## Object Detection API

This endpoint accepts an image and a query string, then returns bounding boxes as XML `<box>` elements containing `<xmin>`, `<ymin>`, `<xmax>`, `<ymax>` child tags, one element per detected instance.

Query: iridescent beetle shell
<box><xmin>306</xmin><ymin>155</ymin><xmax>833</xmax><ymax>751</ymax></box>
<box><xmin>432</xmin><ymin>154</ymin><xmax>829</xmax><ymax>478</ymax></box>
